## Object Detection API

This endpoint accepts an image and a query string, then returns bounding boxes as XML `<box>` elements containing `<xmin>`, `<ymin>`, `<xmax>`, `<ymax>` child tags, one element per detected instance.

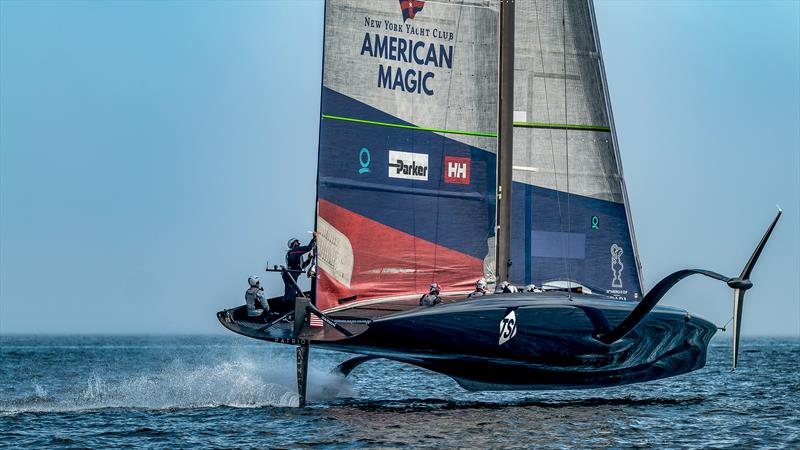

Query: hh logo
<box><xmin>399</xmin><ymin>0</ymin><xmax>425</xmax><ymax>22</ymax></box>
<box><xmin>444</xmin><ymin>156</ymin><xmax>470</xmax><ymax>184</ymax></box>
<box><xmin>498</xmin><ymin>308</ymin><xmax>518</xmax><ymax>345</ymax></box>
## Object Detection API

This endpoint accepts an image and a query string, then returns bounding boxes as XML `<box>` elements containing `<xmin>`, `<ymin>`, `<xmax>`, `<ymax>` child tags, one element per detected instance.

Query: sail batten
<box><xmin>322</xmin><ymin>114</ymin><xmax>497</xmax><ymax>137</ymax></box>
<box><xmin>513</xmin><ymin>122</ymin><xmax>610</xmax><ymax>131</ymax></box>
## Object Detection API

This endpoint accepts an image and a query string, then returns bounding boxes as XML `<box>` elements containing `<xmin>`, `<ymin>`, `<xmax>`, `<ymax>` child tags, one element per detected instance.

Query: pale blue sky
<box><xmin>1</xmin><ymin>1</ymin><xmax>798</xmax><ymax>335</ymax></box>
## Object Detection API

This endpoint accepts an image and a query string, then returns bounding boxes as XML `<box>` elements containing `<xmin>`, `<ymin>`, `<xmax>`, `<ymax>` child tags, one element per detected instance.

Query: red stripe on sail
<box><xmin>316</xmin><ymin>199</ymin><xmax>482</xmax><ymax>311</ymax></box>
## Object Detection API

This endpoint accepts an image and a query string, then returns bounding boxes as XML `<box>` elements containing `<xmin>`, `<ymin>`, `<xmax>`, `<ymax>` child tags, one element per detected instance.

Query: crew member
<box><xmin>495</xmin><ymin>281</ymin><xmax>518</xmax><ymax>294</ymax></box>
<box><xmin>281</xmin><ymin>233</ymin><xmax>316</xmax><ymax>313</ymax></box>
<box><xmin>419</xmin><ymin>283</ymin><xmax>442</xmax><ymax>306</ymax></box>
<box><xmin>525</xmin><ymin>284</ymin><xmax>542</xmax><ymax>293</ymax></box>
<box><xmin>468</xmin><ymin>278</ymin><xmax>489</xmax><ymax>299</ymax></box>
<box><xmin>245</xmin><ymin>275</ymin><xmax>270</xmax><ymax>318</ymax></box>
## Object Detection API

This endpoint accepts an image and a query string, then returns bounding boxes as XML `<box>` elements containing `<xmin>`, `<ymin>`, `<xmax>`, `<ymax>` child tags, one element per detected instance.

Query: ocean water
<box><xmin>0</xmin><ymin>335</ymin><xmax>797</xmax><ymax>449</ymax></box>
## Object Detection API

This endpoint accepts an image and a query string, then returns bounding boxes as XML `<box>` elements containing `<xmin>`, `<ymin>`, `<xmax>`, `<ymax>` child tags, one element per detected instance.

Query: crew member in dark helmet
<box><xmin>281</xmin><ymin>233</ymin><xmax>316</xmax><ymax>313</ymax></box>
<box><xmin>419</xmin><ymin>282</ymin><xmax>442</xmax><ymax>307</ymax></box>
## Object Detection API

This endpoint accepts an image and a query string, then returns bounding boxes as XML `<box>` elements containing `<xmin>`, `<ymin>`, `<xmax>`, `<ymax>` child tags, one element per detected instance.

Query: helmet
<box><xmin>495</xmin><ymin>281</ymin><xmax>509</xmax><ymax>294</ymax></box>
<box><xmin>287</xmin><ymin>238</ymin><xmax>300</xmax><ymax>248</ymax></box>
<box><xmin>525</xmin><ymin>284</ymin><xmax>537</xmax><ymax>292</ymax></box>
<box><xmin>247</xmin><ymin>275</ymin><xmax>260</xmax><ymax>287</ymax></box>
<box><xmin>429</xmin><ymin>282</ymin><xmax>441</xmax><ymax>294</ymax></box>
<box><xmin>507</xmin><ymin>284</ymin><xmax>518</xmax><ymax>293</ymax></box>
<box><xmin>476</xmin><ymin>278</ymin><xmax>487</xmax><ymax>290</ymax></box>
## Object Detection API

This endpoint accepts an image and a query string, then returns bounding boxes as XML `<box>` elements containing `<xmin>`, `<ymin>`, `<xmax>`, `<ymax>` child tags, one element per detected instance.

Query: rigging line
<box><xmin>563</xmin><ymin>0</ymin><xmax>573</xmax><ymax>298</ymax></box>
<box><xmin>431</xmin><ymin>5</ymin><xmax>463</xmax><ymax>286</ymax></box>
<box><xmin>535</xmin><ymin>0</ymin><xmax>569</xmax><ymax>288</ymax></box>
<box><xmin>410</xmin><ymin>136</ymin><xmax>419</xmax><ymax>293</ymax></box>
<box><xmin>718</xmin><ymin>315</ymin><xmax>734</xmax><ymax>332</ymax></box>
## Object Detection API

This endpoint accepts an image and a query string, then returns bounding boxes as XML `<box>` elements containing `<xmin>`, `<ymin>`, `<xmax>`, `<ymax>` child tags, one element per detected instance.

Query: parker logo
<box><xmin>444</xmin><ymin>156</ymin><xmax>470</xmax><ymax>184</ymax></box>
<box><xmin>399</xmin><ymin>0</ymin><xmax>425</xmax><ymax>22</ymax></box>
<box><xmin>388</xmin><ymin>150</ymin><xmax>428</xmax><ymax>181</ymax></box>
<box><xmin>498</xmin><ymin>308</ymin><xmax>518</xmax><ymax>345</ymax></box>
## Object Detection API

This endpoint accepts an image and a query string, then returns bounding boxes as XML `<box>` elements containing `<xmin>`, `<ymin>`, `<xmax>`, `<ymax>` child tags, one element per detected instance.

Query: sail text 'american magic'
<box><xmin>359</xmin><ymin>31</ymin><xmax>454</xmax><ymax>96</ymax></box>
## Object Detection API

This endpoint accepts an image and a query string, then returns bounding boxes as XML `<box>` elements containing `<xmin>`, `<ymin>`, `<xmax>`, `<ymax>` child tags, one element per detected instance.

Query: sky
<box><xmin>1</xmin><ymin>0</ymin><xmax>798</xmax><ymax>336</ymax></box>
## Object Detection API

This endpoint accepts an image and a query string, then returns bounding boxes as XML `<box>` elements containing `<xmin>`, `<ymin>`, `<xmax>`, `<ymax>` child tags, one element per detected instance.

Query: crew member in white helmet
<box><xmin>245</xmin><ymin>275</ymin><xmax>270</xmax><ymax>318</ymax></box>
<box><xmin>468</xmin><ymin>278</ymin><xmax>489</xmax><ymax>299</ymax></box>
<box><xmin>495</xmin><ymin>281</ymin><xmax>518</xmax><ymax>294</ymax></box>
<box><xmin>419</xmin><ymin>282</ymin><xmax>443</xmax><ymax>306</ymax></box>
<box><xmin>525</xmin><ymin>284</ymin><xmax>542</xmax><ymax>293</ymax></box>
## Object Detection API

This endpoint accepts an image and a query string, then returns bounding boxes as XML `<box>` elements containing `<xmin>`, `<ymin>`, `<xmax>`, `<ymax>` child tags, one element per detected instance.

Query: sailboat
<box><xmin>217</xmin><ymin>0</ymin><xmax>780</xmax><ymax>406</ymax></box>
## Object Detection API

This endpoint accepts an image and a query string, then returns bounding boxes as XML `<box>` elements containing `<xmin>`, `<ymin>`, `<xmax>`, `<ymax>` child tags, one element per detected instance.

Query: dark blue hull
<box><xmin>217</xmin><ymin>293</ymin><xmax>717</xmax><ymax>390</ymax></box>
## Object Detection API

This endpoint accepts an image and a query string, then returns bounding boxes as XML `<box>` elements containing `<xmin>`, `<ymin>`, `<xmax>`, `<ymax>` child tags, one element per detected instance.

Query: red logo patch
<box><xmin>444</xmin><ymin>156</ymin><xmax>470</xmax><ymax>184</ymax></box>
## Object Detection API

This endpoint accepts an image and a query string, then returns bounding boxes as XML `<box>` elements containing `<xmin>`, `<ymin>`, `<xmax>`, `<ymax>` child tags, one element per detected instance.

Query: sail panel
<box><xmin>510</xmin><ymin>0</ymin><xmax>642</xmax><ymax>299</ymax></box>
<box><xmin>316</xmin><ymin>0</ymin><xmax>500</xmax><ymax>311</ymax></box>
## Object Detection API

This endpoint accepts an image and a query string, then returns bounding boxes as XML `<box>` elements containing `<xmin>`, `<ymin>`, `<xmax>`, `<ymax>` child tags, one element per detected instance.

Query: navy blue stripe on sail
<box><xmin>510</xmin><ymin>182</ymin><xmax>642</xmax><ymax>299</ymax></box>
<box><xmin>318</xmin><ymin>88</ymin><xmax>496</xmax><ymax>260</ymax></box>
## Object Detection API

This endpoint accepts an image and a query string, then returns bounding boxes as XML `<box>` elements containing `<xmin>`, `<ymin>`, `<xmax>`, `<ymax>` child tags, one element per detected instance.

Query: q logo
<box><xmin>358</xmin><ymin>147</ymin><xmax>371</xmax><ymax>174</ymax></box>
<box><xmin>591</xmin><ymin>216</ymin><xmax>599</xmax><ymax>229</ymax></box>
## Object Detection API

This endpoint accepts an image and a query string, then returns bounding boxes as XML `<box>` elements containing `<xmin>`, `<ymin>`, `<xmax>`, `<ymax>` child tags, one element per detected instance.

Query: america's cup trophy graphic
<box><xmin>611</xmin><ymin>244</ymin><xmax>624</xmax><ymax>289</ymax></box>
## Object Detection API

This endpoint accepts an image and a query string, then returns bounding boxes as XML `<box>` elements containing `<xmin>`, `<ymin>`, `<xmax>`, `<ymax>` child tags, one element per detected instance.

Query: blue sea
<box><xmin>1</xmin><ymin>335</ymin><xmax>798</xmax><ymax>448</ymax></box>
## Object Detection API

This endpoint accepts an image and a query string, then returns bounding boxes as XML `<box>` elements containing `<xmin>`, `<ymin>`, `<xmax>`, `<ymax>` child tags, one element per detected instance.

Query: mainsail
<box><xmin>509</xmin><ymin>0</ymin><xmax>643</xmax><ymax>299</ymax></box>
<box><xmin>315</xmin><ymin>0</ymin><xmax>501</xmax><ymax>311</ymax></box>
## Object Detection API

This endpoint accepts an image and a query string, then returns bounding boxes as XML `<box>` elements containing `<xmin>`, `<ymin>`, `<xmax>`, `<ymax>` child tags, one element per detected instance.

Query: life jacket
<box><xmin>419</xmin><ymin>293</ymin><xmax>441</xmax><ymax>306</ymax></box>
<box><xmin>467</xmin><ymin>290</ymin><xmax>485</xmax><ymax>299</ymax></box>
<box><xmin>245</xmin><ymin>287</ymin><xmax>262</xmax><ymax>310</ymax></box>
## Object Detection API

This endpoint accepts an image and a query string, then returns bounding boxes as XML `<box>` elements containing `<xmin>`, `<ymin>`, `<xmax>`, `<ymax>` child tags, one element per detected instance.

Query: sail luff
<box><xmin>312</xmin><ymin>0</ymin><xmax>331</xmax><ymax>306</ymax></box>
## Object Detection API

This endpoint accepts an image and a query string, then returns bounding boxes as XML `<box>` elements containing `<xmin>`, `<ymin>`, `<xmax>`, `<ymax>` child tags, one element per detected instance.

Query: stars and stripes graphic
<box><xmin>309</xmin><ymin>314</ymin><xmax>324</xmax><ymax>327</ymax></box>
<box><xmin>399</xmin><ymin>0</ymin><xmax>424</xmax><ymax>22</ymax></box>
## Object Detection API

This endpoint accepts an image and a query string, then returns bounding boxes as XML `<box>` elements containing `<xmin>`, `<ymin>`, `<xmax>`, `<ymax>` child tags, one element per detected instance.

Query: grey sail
<box><xmin>509</xmin><ymin>0</ymin><xmax>643</xmax><ymax>299</ymax></box>
<box><xmin>315</xmin><ymin>0</ymin><xmax>501</xmax><ymax>311</ymax></box>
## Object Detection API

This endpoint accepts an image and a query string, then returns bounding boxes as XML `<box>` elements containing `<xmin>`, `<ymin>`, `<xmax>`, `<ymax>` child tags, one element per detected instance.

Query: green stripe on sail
<box><xmin>513</xmin><ymin>121</ymin><xmax>611</xmax><ymax>132</ymax></box>
<box><xmin>321</xmin><ymin>114</ymin><xmax>497</xmax><ymax>138</ymax></box>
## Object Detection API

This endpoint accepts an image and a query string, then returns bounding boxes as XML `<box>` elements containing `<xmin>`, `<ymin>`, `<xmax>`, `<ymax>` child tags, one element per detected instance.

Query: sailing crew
<box><xmin>467</xmin><ymin>278</ymin><xmax>489</xmax><ymax>299</ymax></box>
<box><xmin>281</xmin><ymin>233</ymin><xmax>316</xmax><ymax>313</ymax></box>
<box><xmin>245</xmin><ymin>275</ymin><xmax>270</xmax><ymax>318</ymax></box>
<box><xmin>419</xmin><ymin>282</ymin><xmax>442</xmax><ymax>306</ymax></box>
<box><xmin>525</xmin><ymin>284</ymin><xmax>542</xmax><ymax>293</ymax></box>
<box><xmin>495</xmin><ymin>281</ymin><xmax>518</xmax><ymax>294</ymax></box>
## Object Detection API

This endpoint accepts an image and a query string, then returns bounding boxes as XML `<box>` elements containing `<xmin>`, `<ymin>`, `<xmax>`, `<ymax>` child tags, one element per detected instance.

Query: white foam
<box><xmin>1</xmin><ymin>356</ymin><xmax>353</xmax><ymax>413</ymax></box>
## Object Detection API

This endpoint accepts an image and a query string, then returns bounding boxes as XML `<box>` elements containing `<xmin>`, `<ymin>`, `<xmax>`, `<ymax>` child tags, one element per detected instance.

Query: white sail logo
<box><xmin>498</xmin><ymin>309</ymin><xmax>518</xmax><ymax>345</ymax></box>
<box><xmin>317</xmin><ymin>217</ymin><xmax>354</xmax><ymax>288</ymax></box>
<box><xmin>611</xmin><ymin>244</ymin><xmax>624</xmax><ymax>288</ymax></box>
<box><xmin>388</xmin><ymin>150</ymin><xmax>428</xmax><ymax>181</ymax></box>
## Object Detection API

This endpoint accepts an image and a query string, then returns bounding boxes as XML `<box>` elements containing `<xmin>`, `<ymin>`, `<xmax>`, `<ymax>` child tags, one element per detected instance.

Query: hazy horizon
<box><xmin>1</xmin><ymin>1</ymin><xmax>798</xmax><ymax>336</ymax></box>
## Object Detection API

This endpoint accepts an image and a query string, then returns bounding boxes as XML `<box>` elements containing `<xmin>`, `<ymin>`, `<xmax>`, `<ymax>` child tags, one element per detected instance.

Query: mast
<box><xmin>496</xmin><ymin>0</ymin><xmax>515</xmax><ymax>282</ymax></box>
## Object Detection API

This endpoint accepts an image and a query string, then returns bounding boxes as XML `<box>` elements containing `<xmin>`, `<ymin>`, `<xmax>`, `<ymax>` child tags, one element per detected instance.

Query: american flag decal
<box><xmin>399</xmin><ymin>0</ymin><xmax>424</xmax><ymax>22</ymax></box>
<box><xmin>309</xmin><ymin>314</ymin><xmax>324</xmax><ymax>327</ymax></box>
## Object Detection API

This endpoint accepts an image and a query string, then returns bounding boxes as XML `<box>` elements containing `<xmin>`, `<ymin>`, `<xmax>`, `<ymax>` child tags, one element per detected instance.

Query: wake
<box><xmin>0</xmin><ymin>357</ymin><xmax>352</xmax><ymax>413</ymax></box>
